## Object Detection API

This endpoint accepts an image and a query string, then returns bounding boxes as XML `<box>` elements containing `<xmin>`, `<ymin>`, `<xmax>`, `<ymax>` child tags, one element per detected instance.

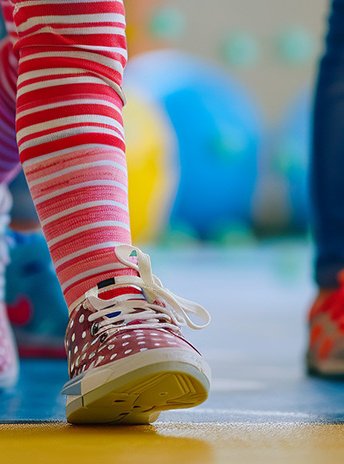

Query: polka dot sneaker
<box><xmin>62</xmin><ymin>245</ymin><xmax>211</xmax><ymax>424</ymax></box>
<box><xmin>0</xmin><ymin>302</ymin><xmax>19</xmax><ymax>388</ymax></box>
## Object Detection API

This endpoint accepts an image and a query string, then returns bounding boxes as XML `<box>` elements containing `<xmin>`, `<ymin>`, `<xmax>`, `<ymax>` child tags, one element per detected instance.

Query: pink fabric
<box><xmin>0</xmin><ymin>0</ymin><xmax>138</xmax><ymax>308</ymax></box>
<box><xmin>0</xmin><ymin>36</ymin><xmax>20</xmax><ymax>183</ymax></box>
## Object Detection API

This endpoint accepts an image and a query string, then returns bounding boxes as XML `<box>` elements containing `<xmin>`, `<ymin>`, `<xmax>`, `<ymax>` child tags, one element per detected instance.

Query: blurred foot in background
<box><xmin>6</xmin><ymin>172</ymin><xmax>67</xmax><ymax>359</ymax></box>
<box><xmin>6</xmin><ymin>231</ymin><xmax>67</xmax><ymax>358</ymax></box>
<box><xmin>307</xmin><ymin>285</ymin><xmax>344</xmax><ymax>377</ymax></box>
<box><xmin>308</xmin><ymin>0</ymin><xmax>344</xmax><ymax>377</ymax></box>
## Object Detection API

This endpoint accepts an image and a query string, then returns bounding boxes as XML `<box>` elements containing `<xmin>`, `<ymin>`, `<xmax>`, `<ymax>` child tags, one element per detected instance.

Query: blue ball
<box><xmin>126</xmin><ymin>51</ymin><xmax>261</xmax><ymax>240</ymax></box>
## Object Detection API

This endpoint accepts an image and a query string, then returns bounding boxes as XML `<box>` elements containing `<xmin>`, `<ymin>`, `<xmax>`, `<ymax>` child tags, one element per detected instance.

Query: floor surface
<box><xmin>2</xmin><ymin>241</ymin><xmax>344</xmax><ymax>463</ymax></box>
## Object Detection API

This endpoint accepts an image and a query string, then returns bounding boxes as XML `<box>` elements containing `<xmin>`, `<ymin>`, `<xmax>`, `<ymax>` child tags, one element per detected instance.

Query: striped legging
<box><xmin>0</xmin><ymin>0</ymin><xmax>136</xmax><ymax>309</ymax></box>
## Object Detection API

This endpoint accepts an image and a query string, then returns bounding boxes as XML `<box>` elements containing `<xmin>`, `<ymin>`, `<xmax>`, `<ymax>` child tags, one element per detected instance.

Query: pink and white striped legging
<box><xmin>0</xmin><ymin>0</ymin><xmax>137</xmax><ymax>309</ymax></box>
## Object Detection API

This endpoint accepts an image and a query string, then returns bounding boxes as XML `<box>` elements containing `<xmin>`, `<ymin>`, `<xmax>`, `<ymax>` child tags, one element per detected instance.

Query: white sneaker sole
<box><xmin>63</xmin><ymin>347</ymin><xmax>211</xmax><ymax>425</ymax></box>
<box><xmin>0</xmin><ymin>316</ymin><xmax>19</xmax><ymax>389</ymax></box>
<box><xmin>0</xmin><ymin>363</ymin><xmax>19</xmax><ymax>389</ymax></box>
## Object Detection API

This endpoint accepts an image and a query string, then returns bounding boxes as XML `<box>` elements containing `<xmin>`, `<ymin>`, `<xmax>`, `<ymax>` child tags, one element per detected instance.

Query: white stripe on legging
<box><xmin>17</xmin><ymin>115</ymin><xmax>125</xmax><ymax>141</ymax></box>
<box><xmin>28</xmin><ymin>160</ymin><xmax>127</xmax><ymax>187</ymax></box>
<box><xmin>18</xmin><ymin>126</ymin><xmax>125</xmax><ymax>151</ymax></box>
<box><xmin>17</xmin><ymin>75</ymin><xmax>124</xmax><ymax>98</ymax></box>
<box><xmin>17</xmin><ymin>68</ymin><xmax>88</xmax><ymax>86</ymax></box>
<box><xmin>15</xmin><ymin>13</ymin><xmax>125</xmax><ymax>33</ymax></box>
<box><xmin>41</xmin><ymin>200</ymin><xmax>128</xmax><ymax>227</ymax></box>
<box><xmin>17</xmin><ymin>98</ymin><xmax>122</xmax><ymax>119</ymax></box>
<box><xmin>47</xmin><ymin>220</ymin><xmax>130</xmax><ymax>247</ymax></box>
<box><xmin>19</xmin><ymin>50</ymin><xmax>125</xmax><ymax>71</ymax></box>
<box><xmin>61</xmin><ymin>262</ymin><xmax>129</xmax><ymax>292</ymax></box>
<box><xmin>22</xmin><ymin>144</ymin><xmax>124</xmax><ymax>167</ymax></box>
<box><xmin>33</xmin><ymin>180</ymin><xmax>128</xmax><ymax>204</ymax></box>
<box><xmin>54</xmin><ymin>241</ymin><xmax>122</xmax><ymax>268</ymax></box>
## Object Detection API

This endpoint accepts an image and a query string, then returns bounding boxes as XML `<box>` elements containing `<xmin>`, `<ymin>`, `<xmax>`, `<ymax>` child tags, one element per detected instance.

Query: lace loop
<box><xmin>84</xmin><ymin>245</ymin><xmax>211</xmax><ymax>334</ymax></box>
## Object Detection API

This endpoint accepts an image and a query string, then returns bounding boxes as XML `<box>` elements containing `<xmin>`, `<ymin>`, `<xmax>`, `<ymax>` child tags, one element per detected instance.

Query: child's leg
<box><xmin>11</xmin><ymin>0</ymin><xmax>210</xmax><ymax>422</ymax></box>
<box><xmin>308</xmin><ymin>0</ymin><xmax>344</xmax><ymax>376</ymax></box>
<box><xmin>11</xmin><ymin>0</ymin><xmax>135</xmax><ymax>309</ymax></box>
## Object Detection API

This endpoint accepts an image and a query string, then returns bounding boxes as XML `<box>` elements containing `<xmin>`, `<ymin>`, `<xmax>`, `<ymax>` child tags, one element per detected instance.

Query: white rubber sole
<box><xmin>0</xmin><ymin>314</ymin><xmax>19</xmax><ymax>389</ymax></box>
<box><xmin>0</xmin><ymin>363</ymin><xmax>19</xmax><ymax>389</ymax></box>
<box><xmin>63</xmin><ymin>347</ymin><xmax>211</xmax><ymax>425</ymax></box>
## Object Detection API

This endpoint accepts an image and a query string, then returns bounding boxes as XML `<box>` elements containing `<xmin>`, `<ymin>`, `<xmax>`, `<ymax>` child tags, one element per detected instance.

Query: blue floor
<box><xmin>2</xmin><ymin>241</ymin><xmax>344</xmax><ymax>424</ymax></box>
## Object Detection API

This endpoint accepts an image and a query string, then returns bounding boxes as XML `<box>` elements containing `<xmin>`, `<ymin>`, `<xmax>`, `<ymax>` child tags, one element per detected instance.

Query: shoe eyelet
<box><xmin>90</xmin><ymin>322</ymin><xmax>99</xmax><ymax>336</ymax></box>
<box><xmin>99</xmin><ymin>333</ymin><xmax>107</xmax><ymax>343</ymax></box>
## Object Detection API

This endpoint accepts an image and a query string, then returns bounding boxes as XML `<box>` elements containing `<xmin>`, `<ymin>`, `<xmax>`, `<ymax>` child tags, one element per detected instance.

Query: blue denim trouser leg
<box><xmin>312</xmin><ymin>0</ymin><xmax>344</xmax><ymax>287</ymax></box>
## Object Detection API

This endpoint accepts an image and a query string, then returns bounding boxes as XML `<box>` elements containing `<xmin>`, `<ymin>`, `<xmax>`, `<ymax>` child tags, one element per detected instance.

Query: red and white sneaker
<box><xmin>0</xmin><ymin>302</ymin><xmax>19</xmax><ymax>388</ymax></box>
<box><xmin>307</xmin><ymin>274</ymin><xmax>344</xmax><ymax>377</ymax></box>
<box><xmin>62</xmin><ymin>245</ymin><xmax>211</xmax><ymax>424</ymax></box>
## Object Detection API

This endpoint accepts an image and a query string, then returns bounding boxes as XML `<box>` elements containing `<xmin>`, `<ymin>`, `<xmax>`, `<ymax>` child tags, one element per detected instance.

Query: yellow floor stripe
<box><xmin>1</xmin><ymin>423</ymin><xmax>344</xmax><ymax>464</ymax></box>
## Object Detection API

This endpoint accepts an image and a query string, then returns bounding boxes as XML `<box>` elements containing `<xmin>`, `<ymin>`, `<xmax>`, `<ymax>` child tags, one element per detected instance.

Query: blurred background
<box><xmin>1</xmin><ymin>0</ymin><xmax>327</xmax><ymax>359</ymax></box>
<box><xmin>5</xmin><ymin>0</ymin><xmax>344</xmax><ymax>429</ymax></box>
<box><xmin>0</xmin><ymin>0</ymin><xmax>328</xmax><ymax>245</ymax></box>
<box><xmin>122</xmin><ymin>0</ymin><xmax>326</xmax><ymax>244</ymax></box>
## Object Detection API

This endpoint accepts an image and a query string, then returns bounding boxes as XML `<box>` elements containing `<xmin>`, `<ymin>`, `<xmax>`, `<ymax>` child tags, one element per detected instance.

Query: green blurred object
<box><xmin>273</xmin><ymin>248</ymin><xmax>303</xmax><ymax>281</ymax></box>
<box><xmin>273</xmin><ymin>141</ymin><xmax>305</xmax><ymax>175</ymax></box>
<box><xmin>221</xmin><ymin>32</ymin><xmax>260</xmax><ymax>68</ymax></box>
<box><xmin>209</xmin><ymin>222</ymin><xmax>256</xmax><ymax>246</ymax></box>
<box><xmin>276</xmin><ymin>27</ymin><xmax>315</xmax><ymax>65</ymax></box>
<box><xmin>149</xmin><ymin>7</ymin><xmax>186</xmax><ymax>40</ymax></box>
<box><xmin>159</xmin><ymin>223</ymin><xmax>199</xmax><ymax>248</ymax></box>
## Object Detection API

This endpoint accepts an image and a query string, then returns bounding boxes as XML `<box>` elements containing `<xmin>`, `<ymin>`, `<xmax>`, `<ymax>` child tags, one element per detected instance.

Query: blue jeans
<box><xmin>312</xmin><ymin>0</ymin><xmax>344</xmax><ymax>287</ymax></box>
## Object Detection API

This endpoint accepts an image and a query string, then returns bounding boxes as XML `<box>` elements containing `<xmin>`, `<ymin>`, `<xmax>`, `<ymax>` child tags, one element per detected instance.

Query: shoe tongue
<box><xmin>96</xmin><ymin>277</ymin><xmax>145</xmax><ymax>319</ymax></box>
<box><xmin>97</xmin><ymin>278</ymin><xmax>143</xmax><ymax>300</ymax></box>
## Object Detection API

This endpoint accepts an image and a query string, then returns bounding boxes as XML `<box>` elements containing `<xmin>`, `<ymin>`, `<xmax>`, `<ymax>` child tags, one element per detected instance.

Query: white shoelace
<box><xmin>84</xmin><ymin>245</ymin><xmax>211</xmax><ymax>337</ymax></box>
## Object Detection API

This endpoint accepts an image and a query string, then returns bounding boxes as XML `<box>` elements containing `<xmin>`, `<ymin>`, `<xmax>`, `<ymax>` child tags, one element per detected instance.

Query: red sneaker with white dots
<box><xmin>62</xmin><ymin>245</ymin><xmax>211</xmax><ymax>424</ymax></box>
<box><xmin>307</xmin><ymin>275</ymin><xmax>344</xmax><ymax>377</ymax></box>
<box><xmin>0</xmin><ymin>303</ymin><xmax>19</xmax><ymax>388</ymax></box>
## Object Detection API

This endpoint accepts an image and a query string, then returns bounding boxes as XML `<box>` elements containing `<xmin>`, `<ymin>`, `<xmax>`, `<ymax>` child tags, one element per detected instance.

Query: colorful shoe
<box><xmin>307</xmin><ymin>277</ymin><xmax>344</xmax><ymax>377</ymax></box>
<box><xmin>0</xmin><ymin>302</ymin><xmax>19</xmax><ymax>388</ymax></box>
<box><xmin>6</xmin><ymin>230</ymin><xmax>68</xmax><ymax>358</ymax></box>
<box><xmin>62</xmin><ymin>245</ymin><xmax>211</xmax><ymax>424</ymax></box>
